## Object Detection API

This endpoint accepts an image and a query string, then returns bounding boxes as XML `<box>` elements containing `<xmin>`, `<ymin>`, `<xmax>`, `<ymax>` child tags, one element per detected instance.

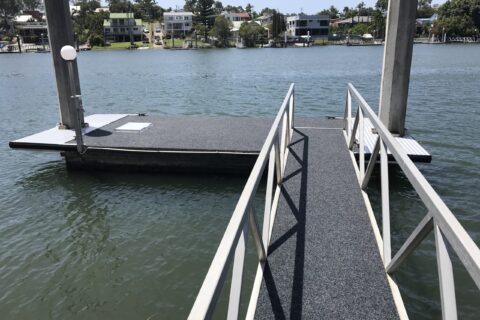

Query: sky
<box><xmin>158</xmin><ymin>0</ymin><xmax>378</xmax><ymax>14</ymax></box>
<box><xmin>156</xmin><ymin>0</ymin><xmax>445</xmax><ymax>14</ymax></box>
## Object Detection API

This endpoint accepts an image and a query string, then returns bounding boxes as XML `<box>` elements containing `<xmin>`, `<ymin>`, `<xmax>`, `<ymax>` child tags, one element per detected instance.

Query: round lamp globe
<box><xmin>60</xmin><ymin>45</ymin><xmax>77</xmax><ymax>61</ymax></box>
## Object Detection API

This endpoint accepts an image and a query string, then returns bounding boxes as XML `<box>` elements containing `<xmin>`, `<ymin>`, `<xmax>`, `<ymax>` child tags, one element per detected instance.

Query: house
<box><xmin>255</xmin><ymin>14</ymin><xmax>273</xmax><ymax>27</ymax></box>
<box><xmin>221</xmin><ymin>11</ymin><xmax>250</xmax><ymax>22</ymax></box>
<box><xmin>416</xmin><ymin>13</ymin><xmax>438</xmax><ymax>34</ymax></box>
<box><xmin>416</xmin><ymin>13</ymin><xmax>438</xmax><ymax>28</ymax></box>
<box><xmin>14</xmin><ymin>14</ymin><xmax>48</xmax><ymax>44</ymax></box>
<box><xmin>331</xmin><ymin>16</ymin><xmax>372</xmax><ymax>28</ymax></box>
<box><xmin>103</xmin><ymin>13</ymin><xmax>143</xmax><ymax>42</ymax></box>
<box><xmin>286</xmin><ymin>14</ymin><xmax>329</xmax><ymax>38</ymax></box>
<box><xmin>162</xmin><ymin>11</ymin><xmax>193</xmax><ymax>36</ymax></box>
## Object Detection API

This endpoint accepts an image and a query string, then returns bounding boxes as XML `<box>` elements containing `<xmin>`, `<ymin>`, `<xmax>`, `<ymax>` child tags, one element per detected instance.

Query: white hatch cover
<box><xmin>115</xmin><ymin>122</ymin><xmax>152</xmax><ymax>132</ymax></box>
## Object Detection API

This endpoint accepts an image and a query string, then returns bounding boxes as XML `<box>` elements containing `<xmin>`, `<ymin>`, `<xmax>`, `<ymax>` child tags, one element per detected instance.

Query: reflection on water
<box><xmin>3</xmin><ymin>162</ymin><xmax>258</xmax><ymax>319</ymax></box>
<box><xmin>0</xmin><ymin>45</ymin><xmax>479</xmax><ymax>319</ymax></box>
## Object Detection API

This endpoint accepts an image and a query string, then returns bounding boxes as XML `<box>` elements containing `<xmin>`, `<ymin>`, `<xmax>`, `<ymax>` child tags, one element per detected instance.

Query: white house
<box><xmin>287</xmin><ymin>14</ymin><xmax>329</xmax><ymax>39</ymax></box>
<box><xmin>162</xmin><ymin>11</ymin><xmax>194</xmax><ymax>36</ymax></box>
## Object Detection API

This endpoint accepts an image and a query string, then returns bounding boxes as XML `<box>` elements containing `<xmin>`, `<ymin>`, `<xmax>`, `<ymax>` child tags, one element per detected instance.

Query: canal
<box><xmin>0</xmin><ymin>45</ymin><xmax>479</xmax><ymax>319</ymax></box>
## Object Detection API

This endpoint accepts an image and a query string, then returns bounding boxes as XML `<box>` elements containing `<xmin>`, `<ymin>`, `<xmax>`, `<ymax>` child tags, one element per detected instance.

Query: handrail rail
<box><xmin>344</xmin><ymin>83</ymin><xmax>480</xmax><ymax>319</ymax></box>
<box><xmin>188</xmin><ymin>84</ymin><xmax>295</xmax><ymax>319</ymax></box>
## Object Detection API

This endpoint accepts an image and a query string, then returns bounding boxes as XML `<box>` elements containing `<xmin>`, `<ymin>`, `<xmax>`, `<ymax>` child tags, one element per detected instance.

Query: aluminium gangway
<box><xmin>188</xmin><ymin>84</ymin><xmax>480</xmax><ymax>319</ymax></box>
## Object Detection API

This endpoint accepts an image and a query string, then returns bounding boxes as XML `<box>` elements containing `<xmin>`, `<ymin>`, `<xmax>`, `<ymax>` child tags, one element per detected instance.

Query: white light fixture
<box><xmin>60</xmin><ymin>45</ymin><xmax>77</xmax><ymax>61</ymax></box>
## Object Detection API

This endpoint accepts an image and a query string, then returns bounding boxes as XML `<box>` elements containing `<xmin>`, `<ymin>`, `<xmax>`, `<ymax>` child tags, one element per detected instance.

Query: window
<box><xmin>185</xmin><ymin>23</ymin><xmax>190</xmax><ymax>27</ymax></box>
<box><xmin>133</xmin><ymin>27</ymin><xmax>138</xmax><ymax>31</ymax></box>
<box><xmin>105</xmin><ymin>28</ymin><xmax>110</xmax><ymax>33</ymax></box>
<box><xmin>319</xmin><ymin>20</ymin><xmax>329</xmax><ymax>27</ymax></box>
<box><xmin>119</xmin><ymin>19</ymin><xmax>124</xmax><ymax>26</ymax></box>
<box><xmin>298</xmin><ymin>20</ymin><xmax>307</xmax><ymax>27</ymax></box>
<box><xmin>167</xmin><ymin>16</ymin><xmax>173</xmax><ymax>20</ymax></box>
<box><xmin>120</xmin><ymin>28</ymin><xmax>125</xmax><ymax>32</ymax></box>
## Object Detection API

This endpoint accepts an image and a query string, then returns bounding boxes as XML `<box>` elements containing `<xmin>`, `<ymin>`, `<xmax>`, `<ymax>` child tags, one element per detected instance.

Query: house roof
<box><xmin>164</xmin><ymin>11</ymin><xmax>193</xmax><ymax>16</ymax></box>
<box><xmin>109</xmin><ymin>13</ymin><xmax>134</xmax><ymax>19</ymax></box>
<box><xmin>104</xmin><ymin>18</ymin><xmax>142</xmax><ymax>27</ymax></box>
<box><xmin>287</xmin><ymin>13</ymin><xmax>329</xmax><ymax>21</ymax></box>
<box><xmin>236</xmin><ymin>12</ymin><xmax>250</xmax><ymax>18</ymax></box>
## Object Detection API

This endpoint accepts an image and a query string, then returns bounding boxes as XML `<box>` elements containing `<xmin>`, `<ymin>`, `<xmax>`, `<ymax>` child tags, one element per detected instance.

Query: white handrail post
<box><xmin>279</xmin><ymin>116</ymin><xmax>285</xmax><ymax>172</ymax></box>
<box><xmin>227</xmin><ymin>218</ymin><xmax>249</xmax><ymax>320</ymax></box>
<box><xmin>280</xmin><ymin>113</ymin><xmax>288</xmax><ymax>174</ymax></box>
<box><xmin>249</xmin><ymin>206</ymin><xmax>267</xmax><ymax>262</ymax></box>
<box><xmin>274</xmin><ymin>135</ymin><xmax>282</xmax><ymax>185</ymax></box>
<box><xmin>263</xmin><ymin>147</ymin><xmax>276</xmax><ymax>250</ymax></box>
<box><xmin>347</xmin><ymin>89</ymin><xmax>352</xmax><ymax>138</ymax></box>
<box><xmin>286</xmin><ymin>108</ymin><xmax>291</xmax><ymax>148</ymax></box>
<box><xmin>348</xmin><ymin>108</ymin><xmax>360</xmax><ymax>150</ymax></box>
<box><xmin>434</xmin><ymin>223</ymin><xmax>458</xmax><ymax>320</ymax></box>
<box><xmin>380</xmin><ymin>139</ymin><xmax>391</xmax><ymax>265</ymax></box>
<box><xmin>359</xmin><ymin>106</ymin><xmax>365</xmax><ymax>181</ymax></box>
<box><xmin>344</xmin><ymin>90</ymin><xmax>348</xmax><ymax>131</ymax></box>
<box><xmin>290</xmin><ymin>88</ymin><xmax>295</xmax><ymax>130</ymax></box>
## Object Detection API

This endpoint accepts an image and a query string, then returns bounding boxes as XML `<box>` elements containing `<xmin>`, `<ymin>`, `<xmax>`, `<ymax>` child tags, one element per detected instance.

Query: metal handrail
<box><xmin>344</xmin><ymin>83</ymin><xmax>480</xmax><ymax>319</ymax></box>
<box><xmin>188</xmin><ymin>84</ymin><xmax>295</xmax><ymax>319</ymax></box>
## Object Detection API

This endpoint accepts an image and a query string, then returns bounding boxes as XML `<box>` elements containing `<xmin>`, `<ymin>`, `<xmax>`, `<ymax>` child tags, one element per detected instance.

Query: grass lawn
<box><xmin>93</xmin><ymin>41</ymin><xmax>147</xmax><ymax>50</ymax></box>
<box><xmin>163</xmin><ymin>38</ymin><xmax>185</xmax><ymax>49</ymax></box>
<box><xmin>313</xmin><ymin>39</ymin><xmax>329</xmax><ymax>45</ymax></box>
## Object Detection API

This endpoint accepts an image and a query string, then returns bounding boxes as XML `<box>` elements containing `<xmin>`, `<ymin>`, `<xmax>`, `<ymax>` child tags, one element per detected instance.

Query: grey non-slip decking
<box><xmin>255</xmin><ymin>121</ymin><xmax>399</xmax><ymax>319</ymax></box>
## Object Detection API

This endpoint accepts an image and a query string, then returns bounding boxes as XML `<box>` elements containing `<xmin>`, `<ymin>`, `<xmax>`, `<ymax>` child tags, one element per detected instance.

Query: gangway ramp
<box><xmin>255</xmin><ymin>122</ymin><xmax>398</xmax><ymax>319</ymax></box>
<box><xmin>188</xmin><ymin>84</ymin><xmax>480</xmax><ymax>320</ymax></box>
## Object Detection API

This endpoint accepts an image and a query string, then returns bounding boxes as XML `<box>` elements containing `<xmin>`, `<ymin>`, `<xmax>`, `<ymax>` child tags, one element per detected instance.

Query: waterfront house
<box><xmin>103</xmin><ymin>13</ymin><xmax>143</xmax><ymax>42</ymax></box>
<box><xmin>14</xmin><ymin>14</ymin><xmax>48</xmax><ymax>44</ymax></box>
<box><xmin>221</xmin><ymin>11</ymin><xmax>250</xmax><ymax>22</ymax></box>
<box><xmin>286</xmin><ymin>14</ymin><xmax>329</xmax><ymax>39</ymax></box>
<box><xmin>162</xmin><ymin>11</ymin><xmax>194</xmax><ymax>37</ymax></box>
<box><xmin>331</xmin><ymin>16</ymin><xmax>373</xmax><ymax>28</ymax></box>
<box><xmin>255</xmin><ymin>14</ymin><xmax>273</xmax><ymax>27</ymax></box>
<box><xmin>416</xmin><ymin>13</ymin><xmax>438</xmax><ymax>26</ymax></box>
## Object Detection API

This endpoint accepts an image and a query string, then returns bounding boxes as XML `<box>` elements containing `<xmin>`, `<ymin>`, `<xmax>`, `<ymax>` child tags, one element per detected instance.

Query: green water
<box><xmin>0</xmin><ymin>45</ymin><xmax>479</xmax><ymax>319</ymax></box>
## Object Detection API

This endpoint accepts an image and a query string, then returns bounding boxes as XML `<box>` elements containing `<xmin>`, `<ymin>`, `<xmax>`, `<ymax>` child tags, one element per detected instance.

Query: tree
<box><xmin>195</xmin><ymin>0</ymin><xmax>214</xmax><ymax>41</ymax></box>
<box><xmin>260</xmin><ymin>7</ymin><xmax>275</xmax><ymax>16</ymax></box>
<box><xmin>319</xmin><ymin>5</ymin><xmax>339</xmax><ymax>19</ymax></box>
<box><xmin>0</xmin><ymin>0</ymin><xmax>22</xmax><ymax>30</ymax></box>
<box><xmin>270</xmin><ymin>10</ymin><xmax>286</xmax><ymax>39</ymax></box>
<box><xmin>224</xmin><ymin>5</ymin><xmax>242</xmax><ymax>13</ymax></box>
<box><xmin>417</xmin><ymin>0</ymin><xmax>434</xmax><ymax>18</ymax></box>
<box><xmin>23</xmin><ymin>0</ymin><xmax>41</xmax><ymax>11</ymax></box>
<box><xmin>349</xmin><ymin>22</ymin><xmax>369</xmax><ymax>35</ymax></box>
<box><xmin>437</xmin><ymin>0</ymin><xmax>480</xmax><ymax>36</ymax></box>
<box><xmin>213</xmin><ymin>1</ymin><xmax>223</xmax><ymax>14</ymax></box>
<box><xmin>209</xmin><ymin>15</ymin><xmax>231</xmax><ymax>46</ymax></box>
<box><xmin>245</xmin><ymin>3</ymin><xmax>252</xmax><ymax>15</ymax></box>
<box><xmin>133</xmin><ymin>0</ymin><xmax>162</xmax><ymax>20</ymax></box>
<box><xmin>108</xmin><ymin>0</ymin><xmax>129</xmax><ymax>13</ymax></box>
<box><xmin>375</xmin><ymin>0</ymin><xmax>388</xmax><ymax>12</ymax></box>
<box><xmin>184</xmin><ymin>0</ymin><xmax>196</xmax><ymax>12</ymax></box>
<box><xmin>72</xmin><ymin>0</ymin><xmax>108</xmax><ymax>46</ymax></box>
<box><xmin>239</xmin><ymin>21</ymin><xmax>266</xmax><ymax>47</ymax></box>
